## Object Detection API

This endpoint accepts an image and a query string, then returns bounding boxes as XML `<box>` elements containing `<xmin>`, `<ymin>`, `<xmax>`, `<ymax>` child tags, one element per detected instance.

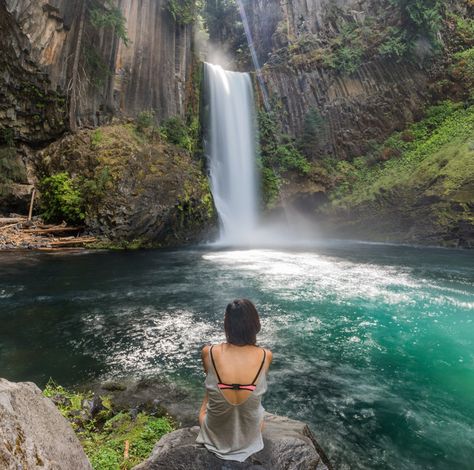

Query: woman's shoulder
<box><xmin>259</xmin><ymin>346</ymin><xmax>273</xmax><ymax>365</ymax></box>
<box><xmin>201</xmin><ymin>342</ymin><xmax>223</xmax><ymax>358</ymax></box>
<box><xmin>201</xmin><ymin>343</ymin><xmax>212</xmax><ymax>357</ymax></box>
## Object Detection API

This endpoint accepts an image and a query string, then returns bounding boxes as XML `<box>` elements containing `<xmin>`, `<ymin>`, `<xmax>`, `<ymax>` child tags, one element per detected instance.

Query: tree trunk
<box><xmin>69</xmin><ymin>0</ymin><xmax>87</xmax><ymax>132</ymax></box>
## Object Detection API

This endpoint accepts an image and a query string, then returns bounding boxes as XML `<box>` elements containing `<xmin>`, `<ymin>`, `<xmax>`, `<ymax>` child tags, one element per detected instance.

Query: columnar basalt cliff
<box><xmin>260</xmin><ymin>60</ymin><xmax>429</xmax><ymax>160</ymax></box>
<box><xmin>239</xmin><ymin>0</ymin><xmax>431</xmax><ymax>160</ymax></box>
<box><xmin>1</xmin><ymin>0</ymin><xmax>193</xmax><ymax>143</ymax></box>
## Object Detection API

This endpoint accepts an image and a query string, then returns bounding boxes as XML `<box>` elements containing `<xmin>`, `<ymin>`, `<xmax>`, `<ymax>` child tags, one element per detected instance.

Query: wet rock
<box><xmin>0</xmin><ymin>378</ymin><xmax>91</xmax><ymax>469</ymax></box>
<box><xmin>89</xmin><ymin>377</ymin><xmax>197</xmax><ymax>427</ymax></box>
<box><xmin>132</xmin><ymin>413</ymin><xmax>332</xmax><ymax>470</ymax></box>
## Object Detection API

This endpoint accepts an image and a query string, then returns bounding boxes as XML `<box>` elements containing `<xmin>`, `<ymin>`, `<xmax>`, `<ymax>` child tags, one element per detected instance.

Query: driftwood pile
<box><xmin>0</xmin><ymin>215</ymin><xmax>97</xmax><ymax>250</ymax></box>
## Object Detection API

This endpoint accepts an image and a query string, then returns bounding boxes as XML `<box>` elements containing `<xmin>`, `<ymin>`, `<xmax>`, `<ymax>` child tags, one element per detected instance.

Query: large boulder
<box><xmin>0</xmin><ymin>378</ymin><xmax>91</xmax><ymax>470</ymax></box>
<box><xmin>133</xmin><ymin>413</ymin><xmax>332</xmax><ymax>470</ymax></box>
<box><xmin>35</xmin><ymin>124</ymin><xmax>216</xmax><ymax>246</ymax></box>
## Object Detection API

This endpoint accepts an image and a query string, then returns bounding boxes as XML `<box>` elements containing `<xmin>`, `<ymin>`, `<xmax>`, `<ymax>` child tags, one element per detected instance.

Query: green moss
<box><xmin>84</xmin><ymin>412</ymin><xmax>173</xmax><ymax>469</ymax></box>
<box><xmin>43</xmin><ymin>380</ymin><xmax>174</xmax><ymax>470</ymax></box>
<box><xmin>176</xmin><ymin>177</ymin><xmax>215</xmax><ymax>227</ymax></box>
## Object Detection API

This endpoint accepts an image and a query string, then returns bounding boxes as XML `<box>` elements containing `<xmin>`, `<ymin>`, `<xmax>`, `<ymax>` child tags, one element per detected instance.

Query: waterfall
<box><xmin>204</xmin><ymin>63</ymin><xmax>259</xmax><ymax>245</ymax></box>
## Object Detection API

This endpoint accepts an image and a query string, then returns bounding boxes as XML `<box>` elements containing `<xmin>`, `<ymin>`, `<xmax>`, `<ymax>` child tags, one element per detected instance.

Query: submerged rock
<box><xmin>0</xmin><ymin>378</ymin><xmax>91</xmax><ymax>470</ymax></box>
<box><xmin>132</xmin><ymin>413</ymin><xmax>332</xmax><ymax>470</ymax></box>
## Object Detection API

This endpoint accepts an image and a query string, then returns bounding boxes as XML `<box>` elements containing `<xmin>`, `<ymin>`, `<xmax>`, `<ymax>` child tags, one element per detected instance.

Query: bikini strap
<box><xmin>251</xmin><ymin>348</ymin><xmax>267</xmax><ymax>385</ymax></box>
<box><xmin>209</xmin><ymin>345</ymin><xmax>223</xmax><ymax>383</ymax></box>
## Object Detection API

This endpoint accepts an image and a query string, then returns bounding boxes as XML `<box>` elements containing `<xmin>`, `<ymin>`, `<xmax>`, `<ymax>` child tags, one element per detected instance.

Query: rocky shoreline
<box><xmin>0</xmin><ymin>377</ymin><xmax>333</xmax><ymax>469</ymax></box>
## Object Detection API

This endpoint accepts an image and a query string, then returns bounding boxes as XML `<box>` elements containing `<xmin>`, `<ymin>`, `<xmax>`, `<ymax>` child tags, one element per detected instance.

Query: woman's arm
<box><xmin>199</xmin><ymin>391</ymin><xmax>208</xmax><ymax>425</ymax></box>
<box><xmin>199</xmin><ymin>345</ymin><xmax>210</xmax><ymax>425</ymax></box>
<box><xmin>201</xmin><ymin>344</ymin><xmax>210</xmax><ymax>373</ymax></box>
<box><xmin>265</xmin><ymin>348</ymin><xmax>273</xmax><ymax>368</ymax></box>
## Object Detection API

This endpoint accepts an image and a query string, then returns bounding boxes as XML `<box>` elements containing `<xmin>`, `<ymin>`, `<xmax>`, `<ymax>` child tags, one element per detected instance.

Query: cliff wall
<box><xmin>241</xmin><ymin>0</ymin><xmax>431</xmax><ymax>160</ymax></box>
<box><xmin>0</xmin><ymin>0</ymin><xmax>193</xmax><ymax>144</ymax></box>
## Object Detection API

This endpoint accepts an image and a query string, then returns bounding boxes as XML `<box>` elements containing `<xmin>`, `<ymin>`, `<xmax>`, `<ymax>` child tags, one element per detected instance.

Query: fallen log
<box><xmin>0</xmin><ymin>217</ymin><xmax>27</xmax><ymax>226</ymax></box>
<box><xmin>22</xmin><ymin>227</ymin><xmax>84</xmax><ymax>235</ymax></box>
<box><xmin>0</xmin><ymin>223</ymin><xmax>20</xmax><ymax>232</ymax></box>
<box><xmin>48</xmin><ymin>237</ymin><xmax>97</xmax><ymax>246</ymax></box>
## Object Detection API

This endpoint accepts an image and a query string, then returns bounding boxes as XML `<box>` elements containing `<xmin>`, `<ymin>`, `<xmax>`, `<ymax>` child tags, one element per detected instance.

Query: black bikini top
<box><xmin>210</xmin><ymin>344</ymin><xmax>266</xmax><ymax>391</ymax></box>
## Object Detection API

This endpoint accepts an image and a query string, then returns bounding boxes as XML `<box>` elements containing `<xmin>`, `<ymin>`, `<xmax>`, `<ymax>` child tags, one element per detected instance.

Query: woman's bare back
<box><xmin>202</xmin><ymin>343</ymin><xmax>272</xmax><ymax>405</ymax></box>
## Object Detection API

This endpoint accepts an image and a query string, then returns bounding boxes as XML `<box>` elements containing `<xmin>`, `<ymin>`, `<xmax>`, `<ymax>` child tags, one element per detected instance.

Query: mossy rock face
<box><xmin>36</xmin><ymin>124</ymin><xmax>216</xmax><ymax>247</ymax></box>
<box><xmin>318</xmin><ymin>105</ymin><xmax>474</xmax><ymax>248</ymax></box>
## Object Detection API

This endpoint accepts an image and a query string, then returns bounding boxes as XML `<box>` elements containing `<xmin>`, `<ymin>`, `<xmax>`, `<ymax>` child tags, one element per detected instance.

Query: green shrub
<box><xmin>389</xmin><ymin>0</ymin><xmax>443</xmax><ymax>45</ymax></box>
<box><xmin>39</xmin><ymin>172</ymin><xmax>85</xmax><ymax>224</ymax></box>
<box><xmin>257</xmin><ymin>109</ymin><xmax>311</xmax><ymax>205</ymax></box>
<box><xmin>379</xmin><ymin>27</ymin><xmax>410</xmax><ymax>59</ymax></box>
<box><xmin>453</xmin><ymin>14</ymin><xmax>474</xmax><ymax>44</ymax></box>
<box><xmin>260</xmin><ymin>165</ymin><xmax>281</xmax><ymax>206</ymax></box>
<box><xmin>299</xmin><ymin>108</ymin><xmax>328</xmax><ymax>158</ymax></box>
<box><xmin>332</xmin><ymin>45</ymin><xmax>364</xmax><ymax>74</ymax></box>
<box><xmin>90</xmin><ymin>1</ymin><xmax>129</xmax><ymax>45</ymax></box>
<box><xmin>167</xmin><ymin>0</ymin><xmax>197</xmax><ymax>25</ymax></box>
<box><xmin>258</xmin><ymin>110</ymin><xmax>310</xmax><ymax>174</ymax></box>
<box><xmin>91</xmin><ymin>129</ymin><xmax>104</xmax><ymax>147</ymax></box>
<box><xmin>79</xmin><ymin>166</ymin><xmax>112</xmax><ymax>211</ymax></box>
<box><xmin>136</xmin><ymin>110</ymin><xmax>156</xmax><ymax>134</ymax></box>
<box><xmin>160</xmin><ymin>116</ymin><xmax>193</xmax><ymax>151</ymax></box>
<box><xmin>0</xmin><ymin>128</ymin><xmax>15</xmax><ymax>146</ymax></box>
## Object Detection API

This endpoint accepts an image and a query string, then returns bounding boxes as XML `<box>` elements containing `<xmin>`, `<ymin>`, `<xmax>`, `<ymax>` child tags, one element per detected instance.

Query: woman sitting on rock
<box><xmin>196</xmin><ymin>299</ymin><xmax>272</xmax><ymax>462</ymax></box>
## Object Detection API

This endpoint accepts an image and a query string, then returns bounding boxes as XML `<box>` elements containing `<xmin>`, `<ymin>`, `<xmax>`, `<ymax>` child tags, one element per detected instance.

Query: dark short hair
<box><xmin>224</xmin><ymin>299</ymin><xmax>261</xmax><ymax>346</ymax></box>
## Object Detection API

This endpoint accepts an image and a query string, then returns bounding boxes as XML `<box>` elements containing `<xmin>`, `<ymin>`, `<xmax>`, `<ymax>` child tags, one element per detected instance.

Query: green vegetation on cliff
<box><xmin>167</xmin><ymin>0</ymin><xmax>199</xmax><ymax>25</ymax></box>
<box><xmin>271</xmin><ymin>0</ymin><xmax>470</xmax><ymax>75</ymax></box>
<box><xmin>257</xmin><ymin>109</ymin><xmax>311</xmax><ymax>205</ymax></box>
<box><xmin>43</xmin><ymin>381</ymin><xmax>174</xmax><ymax>470</ymax></box>
<box><xmin>324</xmin><ymin>100</ymin><xmax>474</xmax><ymax>246</ymax></box>
<box><xmin>90</xmin><ymin>0</ymin><xmax>129</xmax><ymax>45</ymax></box>
<box><xmin>329</xmin><ymin>101</ymin><xmax>474</xmax><ymax>204</ymax></box>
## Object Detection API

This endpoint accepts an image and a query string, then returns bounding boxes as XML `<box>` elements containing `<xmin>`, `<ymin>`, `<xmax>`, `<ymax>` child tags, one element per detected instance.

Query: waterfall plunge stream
<box><xmin>204</xmin><ymin>63</ymin><xmax>259</xmax><ymax>245</ymax></box>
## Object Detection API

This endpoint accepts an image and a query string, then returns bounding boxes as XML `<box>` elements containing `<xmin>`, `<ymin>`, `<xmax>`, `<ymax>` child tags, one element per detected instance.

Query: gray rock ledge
<box><xmin>0</xmin><ymin>378</ymin><xmax>91</xmax><ymax>470</ymax></box>
<box><xmin>133</xmin><ymin>413</ymin><xmax>332</xmax><ymax>470</ymax></box>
